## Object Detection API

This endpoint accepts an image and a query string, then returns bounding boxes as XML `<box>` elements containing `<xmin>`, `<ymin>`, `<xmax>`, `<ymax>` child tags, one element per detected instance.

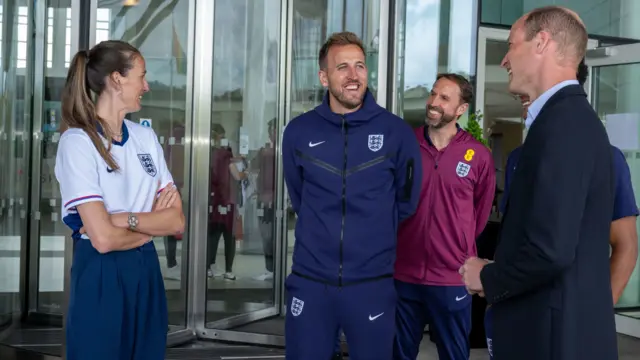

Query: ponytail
<box><xmin>61</xmin><ymin>50</ymin><xmax>119</xmax><ymax>171</ymax></box>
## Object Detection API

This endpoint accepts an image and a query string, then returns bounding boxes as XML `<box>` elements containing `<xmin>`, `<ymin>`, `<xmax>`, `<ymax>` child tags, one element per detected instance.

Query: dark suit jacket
<box><xmin>480</xmin><ymin>85</ymin><xmax>618</xmax><ymax>360</ymax></box>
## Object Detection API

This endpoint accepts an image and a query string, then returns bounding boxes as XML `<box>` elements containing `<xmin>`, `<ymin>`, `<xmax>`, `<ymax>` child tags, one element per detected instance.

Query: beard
<box><xmin>425</xmin><ymin>105</ymin><xmax>456</xmax><ymax>129</ymax></box>
<box><xmin>328</xmin><ymin>80</ymin><xmax>365</xmax><ymax>110</ymax></box>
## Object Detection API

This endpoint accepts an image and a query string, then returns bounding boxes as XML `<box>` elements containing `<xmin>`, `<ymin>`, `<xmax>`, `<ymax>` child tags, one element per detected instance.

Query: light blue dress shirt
<box><xmin>525</xmin><ymin>80</ymin><xmax>579</xmax><ymax>129</ymax></box>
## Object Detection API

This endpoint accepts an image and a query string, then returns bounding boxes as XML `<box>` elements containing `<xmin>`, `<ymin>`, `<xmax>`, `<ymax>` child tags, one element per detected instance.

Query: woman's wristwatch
<box><xmin>127</xmin><ymin>212</ymin><xmax>139</xmax><ymax>230</ymax></box>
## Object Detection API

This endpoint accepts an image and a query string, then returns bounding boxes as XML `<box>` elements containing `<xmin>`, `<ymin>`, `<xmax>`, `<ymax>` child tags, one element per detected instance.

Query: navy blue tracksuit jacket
<box><xmin>282</xmin><ymin>89</ymin><xmax>422</xmax><ymax>284</ymax></box>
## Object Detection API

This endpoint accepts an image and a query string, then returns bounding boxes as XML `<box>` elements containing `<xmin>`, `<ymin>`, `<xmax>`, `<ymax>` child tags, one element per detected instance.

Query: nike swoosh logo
<box><xmin>309</xmin><ymin>141</ymin><xmax>325</xmax><ymax>147</ymax></box>
<box><xmin>456</xmin><ymin>295</ymin><xmax>468</xmax><ymax>301</ymax></box>
<box><xmin>369</xmin><ymin>312</ymin><xmax>384</xmax><ymax>321</ymax></box>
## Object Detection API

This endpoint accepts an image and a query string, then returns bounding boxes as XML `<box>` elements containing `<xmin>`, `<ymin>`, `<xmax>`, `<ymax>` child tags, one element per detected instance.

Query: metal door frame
<box><xmin>189</xmin><ymin>0</ymin><xmax>285</xmax><ymax>346</ymax></box>
<box><xmin>24</xmin><ymin>0</ymin><xmax>63</xmax><ymax>324</ymax></box>
<box><xmin>585</xmin><ymin>42</ymin><xmax>640</xmax><ymax>340</ymax></box>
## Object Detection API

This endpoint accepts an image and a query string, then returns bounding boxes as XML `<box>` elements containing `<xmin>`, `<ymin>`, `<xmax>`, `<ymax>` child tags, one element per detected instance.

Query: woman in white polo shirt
<box><xmin>55</xmin><ymin>40</ymin><xmax>185</xmax><ymax>360</ymax></box>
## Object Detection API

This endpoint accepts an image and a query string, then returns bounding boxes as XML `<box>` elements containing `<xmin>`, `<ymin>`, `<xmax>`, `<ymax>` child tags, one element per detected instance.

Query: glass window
<box><xmin>46</xmin><ymin>8</ymin><xmax>53</xmax><ymax>68</ymax></box>
<box><xmin>17</xmin><ymin>6</ymin><xmax>28</xmax><ymax>68</ymax></box>
<box><xmin>394</xmin><ymin>0</ymin><xmax>478</xmax><ymax>128</ymax></box>
<box><xmin>290</xmin><ymin>0</ymin><xmax>381</xmax><ymax>119</ymax></box>
<box><xmin>204</xmin><ymin>0</ymin><xmax>282</xmax><ymax>324</ymax></box>
<box><xmin>481</xmin><ymin>0</ymin><xmax>640</xmax><ymax>41</ymax></box>
<box><xmin>593</xmin><ymin>62</ymin><xmax>640</xmax><ymax>313</ymax></box>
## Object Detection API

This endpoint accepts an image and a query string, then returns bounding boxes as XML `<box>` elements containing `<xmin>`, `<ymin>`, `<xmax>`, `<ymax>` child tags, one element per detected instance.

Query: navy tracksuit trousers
<box><xmin>485</xmin><ymin>306</ymin><xmax>494</xmax><ymax>359</ymax></box>
<box><xmin>66</xmin><ymin>240</ymin><xmax>168</xmax><ymax>360</ymax></box>
<box><xmin>285</xmin><ymin>273</ymin><xmax>396</xmax><ymax>360</ymax></box>
<box><xmin>394</xmin><ymin>280</ymin><xmax>472</xmax><ymax>360</ymax></box>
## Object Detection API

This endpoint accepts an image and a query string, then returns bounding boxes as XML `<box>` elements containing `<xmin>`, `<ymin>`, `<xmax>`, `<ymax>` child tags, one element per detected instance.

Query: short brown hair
<box><xmin>436</xmin><ymin>73</ymin><xmax>474</xmax><ymax>104</ymax></box>
<box><xmin>523</xmin><ymin>6</ymin><xmax>587</xmax><ymax>61</ymax></box>
<box><xmin>318</xmin><ymin>32</ymin><xmax>365</xmax><ymax>69</ymax></box>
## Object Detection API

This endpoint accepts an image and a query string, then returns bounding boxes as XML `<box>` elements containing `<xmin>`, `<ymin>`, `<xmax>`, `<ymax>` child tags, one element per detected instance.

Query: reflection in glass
<box><xmin>594</xmin><ymin>64</ymin><xmax>640</xmax><ymax>312</ymax></box>
<box><xmin>394</xmin><ymin>0</ymin><xmax>476</xmax><ymax>128</ymax></box>
<box><xmin>37</xmin><ymin>1</ymin><xmax>77</xmax><ymax>316</ymax></box>
<box><xmin>205</xmin><ymin>0</ymin><xmax>281</xmax><ymax>324</ymax></box>
<box><xmin>0</xmin><ymin>0</ymin><xmax>31</xmax><ymax>332</ymax></box>
<box><xmin>481</xmin><ymin>0</ymin><xmax>640</xmax><ymax>41</ymax></box>
<box><xmin>478</xmin><ymin>39</ymin><xmax>523</xmax><ymax>207</ymax></box>
<box><xmin>287</xmin><ymin>0</ymin><xmax>382</xmax><ymax>275</ymax></box>
<box><xmin>99</xmin><ymin>0</ymin><xmax>191</xmax><ymax>329</ymax></box>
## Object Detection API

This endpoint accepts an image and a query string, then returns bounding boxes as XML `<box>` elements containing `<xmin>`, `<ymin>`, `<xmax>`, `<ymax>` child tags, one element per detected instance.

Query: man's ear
<box><xmin>456</xmin><ymin>103</ymin><xmax>469</xmax><ymax>117</ymax></box>
<box><xmin>535</xmin><ymin>30</ymin><xmax>551</xmax><ymax>54</ymax></box>
<box><xmin>318</xmin><ymin>70</ymin><xmax>329</xmax><ymax>88</ymax></box>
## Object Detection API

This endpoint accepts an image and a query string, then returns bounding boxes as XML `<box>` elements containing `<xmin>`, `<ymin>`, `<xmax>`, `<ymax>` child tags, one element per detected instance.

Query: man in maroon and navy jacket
<box><xmin>393</xmin><ymin>73</ymin><xmax>496</xmax><ymax>360</ymax></box>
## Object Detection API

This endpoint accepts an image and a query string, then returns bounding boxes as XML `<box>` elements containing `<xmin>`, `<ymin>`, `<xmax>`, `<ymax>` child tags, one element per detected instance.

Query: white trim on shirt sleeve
<box><xmin>55</xmin><ymin>133</ymin><xmax>105</xmax><ymax>212</ymax></box>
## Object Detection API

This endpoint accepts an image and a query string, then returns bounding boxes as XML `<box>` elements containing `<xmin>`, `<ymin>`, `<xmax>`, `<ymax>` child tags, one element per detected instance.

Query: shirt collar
<box><xmin>423</xmin><ymin>123</ymin><xmax>461</xmax><ymax>146</ymax></box>
<box><xmin>525</xmin><ymin>80</ymin><xmax>579</xmax><ymax>128</ymax></box>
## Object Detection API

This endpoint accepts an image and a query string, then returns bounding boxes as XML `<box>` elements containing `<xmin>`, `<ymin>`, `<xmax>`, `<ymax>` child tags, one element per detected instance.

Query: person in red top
<box><xmin>208</xmin><ymin>124</ymin><xmax>242</xmax><ymax>280</ymax></box>
<box><xmin>251</xmin><ymin>118</ymin><xmax>276</xmax><ymax>281</ymax></box>
<box><xmin>393</xmin><ymin>73</ymin><xmax>496</xmax><ymax>360</ymax></box>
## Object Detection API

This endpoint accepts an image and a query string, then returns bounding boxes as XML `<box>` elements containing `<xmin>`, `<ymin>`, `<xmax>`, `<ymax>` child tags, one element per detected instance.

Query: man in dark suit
<box><xmin>460</xmin><ymin>6</ymin><xmax>618</xmax><ymax>360</ymax></box>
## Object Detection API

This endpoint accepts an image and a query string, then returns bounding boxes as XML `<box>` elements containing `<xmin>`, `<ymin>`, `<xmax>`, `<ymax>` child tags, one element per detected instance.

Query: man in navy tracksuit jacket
<box><xmin>282</xmin><ymin>32</ymin><xmax>422</xmax><ymax>360</ymax></box>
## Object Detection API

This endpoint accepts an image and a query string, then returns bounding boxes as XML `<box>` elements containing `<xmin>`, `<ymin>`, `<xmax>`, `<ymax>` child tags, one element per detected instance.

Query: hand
<box><xmin>153</xmin><ymin>182</ymin><xmax>177</xmax><ymax>211</ymax></box>
<box><xmin>459</xmin><ymin>257</ymin><xmax>490</xmax><ymax>295</ymax></box>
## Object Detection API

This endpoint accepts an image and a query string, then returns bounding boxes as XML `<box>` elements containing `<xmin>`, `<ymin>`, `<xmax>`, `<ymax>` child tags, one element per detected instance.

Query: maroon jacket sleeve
<box><xmin>474</xmin><ymin>150</ymin><xmax>496</xmax><ymax>239</ymax></box>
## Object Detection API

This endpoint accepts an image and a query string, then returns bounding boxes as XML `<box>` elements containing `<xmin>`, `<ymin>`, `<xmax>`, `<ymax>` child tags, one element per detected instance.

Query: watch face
<box><xmin>128</xmin><ymin>214</ymin><xmax>138</xmax><ymax>227</ymax></box>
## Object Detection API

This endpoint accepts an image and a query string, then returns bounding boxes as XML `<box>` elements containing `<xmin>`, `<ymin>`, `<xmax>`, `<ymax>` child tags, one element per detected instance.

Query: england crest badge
<box><xmin>456</xmin><ymin>161</ymin><xmax>471</xmax><ymax>178</ymax></box>
<box><xmin>290</xmin><ymin>297</ymin><xmax>304</xmax><ymax>317</ymax></box>
<box><xmin>137</xmin><ymin>153</ymin><xmax>157</xmax><ymax>177</ymax></box>
<box><xmin>368</xmin><ymin>134</ymin><xmax>384</xmax><ymax>152</ymax></box>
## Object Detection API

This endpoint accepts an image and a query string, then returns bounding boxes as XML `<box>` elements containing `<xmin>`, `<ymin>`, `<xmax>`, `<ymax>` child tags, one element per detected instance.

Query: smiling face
<box><xmin>425</xmin><ymin>77</ymin><xmax>468</xmax><ymax>129</ymax></box>
<box><xmin>501</xmin><ymin>19</ymin><xmax>538</xmax><ymax>96</ymax></box>
<box><xmin>116</xmin><ymin>55</ymin><xmax>149</xmax><ymax>113</ymax></box>
<box><xmin>318</xmin><ymin>44</ymin><xmax>368</xmax><ymax>114</ymax></box>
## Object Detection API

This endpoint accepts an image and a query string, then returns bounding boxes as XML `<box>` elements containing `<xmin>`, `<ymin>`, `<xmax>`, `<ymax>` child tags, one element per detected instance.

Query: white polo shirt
<box><xmin>55</xmin><ymin>119</ymin><xmax>173</xmax><ymax>236</ymax></box>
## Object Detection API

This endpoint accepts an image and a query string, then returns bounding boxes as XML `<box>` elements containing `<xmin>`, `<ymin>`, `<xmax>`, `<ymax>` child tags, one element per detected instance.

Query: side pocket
<box><xmin>401</xmin><ymin>158</ymin><xmax>414</xmax><ymax>201</ymax></box>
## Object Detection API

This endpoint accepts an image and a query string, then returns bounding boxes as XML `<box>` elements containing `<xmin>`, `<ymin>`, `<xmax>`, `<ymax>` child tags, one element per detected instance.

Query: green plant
<box><xmin>464</xmin><ymin>111</ymin><xmax>489</xmax><ymax>147</ymax></box>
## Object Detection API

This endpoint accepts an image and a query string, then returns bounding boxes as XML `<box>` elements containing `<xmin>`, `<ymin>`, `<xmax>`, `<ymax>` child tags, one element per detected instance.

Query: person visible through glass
<box><xmin>56</xmin><ymin>40</ymin><xmax>185</xmax><ymax>360</ymax></box>
<box><xmin>208</xmin><ymin>123</ymin><xmax>246</xmax><ymax>280</ymax></box>
<box><xmin>163</xmin><ymin>122</ymin><xmax>186</xmax><ymax>281</ymax></box>
<box><xmin>252</xmin><ymin>118</ymin><xmax>276</xmax><ymax>281</ymax></box>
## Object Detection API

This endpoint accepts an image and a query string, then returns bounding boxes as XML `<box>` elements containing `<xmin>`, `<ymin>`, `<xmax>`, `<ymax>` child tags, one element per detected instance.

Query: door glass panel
<box><xmin>593</xmin><ymin>62</ymin><xmax>640</xmax><ymax>316</ymax></box>
<box><xmin>0</xmin><ymin>0</ymin><xmax>31</xmax><ymax>328</ymax></box>
<box><xmin>286</xmin><ymin>0</ymin><xmax>382</xmax><ymax>275</ymax></box>
<box><xmin>99</xmin><ymin>0</ymin><xmax>192</xmax><ymax>329</ymax></box>
<box><xmin>205</xmin><ymin>0</ymin><xmax>281</xmax><ymax>324</ymax></box>
<box><xmin>36</xmin><ymin>1</ymin><xmax>76</xmax><ymax>315</ymax></box>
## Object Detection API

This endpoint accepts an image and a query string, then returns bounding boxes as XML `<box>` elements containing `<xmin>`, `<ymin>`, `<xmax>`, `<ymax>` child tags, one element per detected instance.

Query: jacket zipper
<box><xmin>424</xmin><ymin>148</ymin><xmax>443</xmax><ymax>281</ymax></box>
<box><xmin>339</xmin><ymin>117</ymin><xmax>348</xmax><ymax>287</ymax></box>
